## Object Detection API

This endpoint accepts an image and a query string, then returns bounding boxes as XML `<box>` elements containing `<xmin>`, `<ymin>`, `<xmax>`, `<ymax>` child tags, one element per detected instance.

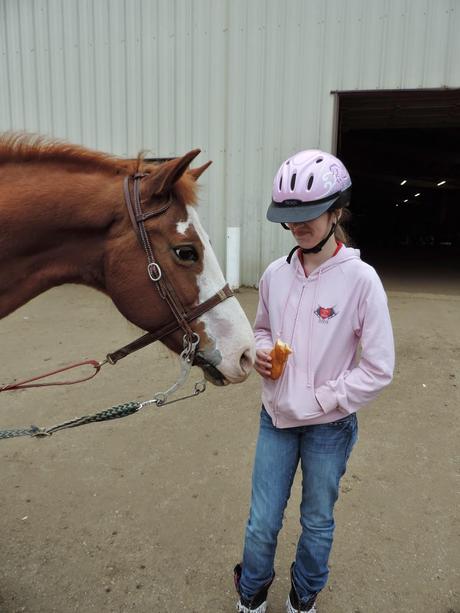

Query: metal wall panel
<box><xmin>1</xmin><ymin>0</ymin><xmax>458</xmax><ymax>285</ymax></box>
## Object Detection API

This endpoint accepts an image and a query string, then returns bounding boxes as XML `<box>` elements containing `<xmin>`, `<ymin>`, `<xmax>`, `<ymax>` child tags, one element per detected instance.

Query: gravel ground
<box><xmin>0</xmin><ymin>268</ymin><xmax>459</xmax><ymax>613</ymax></box>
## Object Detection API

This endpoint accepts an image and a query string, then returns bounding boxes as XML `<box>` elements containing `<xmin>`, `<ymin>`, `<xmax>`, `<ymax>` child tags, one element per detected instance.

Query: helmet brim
<box><xmin>267</xmin><ymin>194</ymin><xmax>340</xmax><ymax>223</ymax></box>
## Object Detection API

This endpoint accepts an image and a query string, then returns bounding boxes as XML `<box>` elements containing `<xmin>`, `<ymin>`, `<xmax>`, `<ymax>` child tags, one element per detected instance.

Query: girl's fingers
<box><xmin>255</xmin><ymin>358</ymin><xmax>271</xmax><ymax>369</ymax></box>
<box><xmin>255</xmin><ymin>363</ymin><xmax>272</xmax><ymax>377</ymax></box>
<box><xmin>255</xmin><ymin>349</ymin><xmax>273</xmax><ymax>378</ymax></box>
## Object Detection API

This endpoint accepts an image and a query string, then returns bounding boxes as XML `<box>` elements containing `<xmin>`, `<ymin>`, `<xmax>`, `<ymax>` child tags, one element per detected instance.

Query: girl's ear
<box><xmin>333</xmin><ymin>209</ymin><xmax>342</xmax><ymax>223</ymax></box>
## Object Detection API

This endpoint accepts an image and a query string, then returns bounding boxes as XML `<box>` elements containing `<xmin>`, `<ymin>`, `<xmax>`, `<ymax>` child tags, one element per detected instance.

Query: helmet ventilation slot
<box><xmin>290</xmin><ymin>173</ymin><xmax>297</xmax><ymax>190</ymax></box>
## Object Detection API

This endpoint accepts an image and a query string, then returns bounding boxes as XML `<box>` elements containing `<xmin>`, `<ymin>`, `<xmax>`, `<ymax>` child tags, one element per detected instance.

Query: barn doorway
<box><xmin>336</xmin><ymin>89</ymin><xmax>460</xmax><ymax>294</ymax></box>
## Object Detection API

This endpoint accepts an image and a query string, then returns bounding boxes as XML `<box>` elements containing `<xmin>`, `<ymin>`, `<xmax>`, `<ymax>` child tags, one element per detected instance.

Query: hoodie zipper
<box><xmin>307</xmin><ymin>269</ymin><xmax>321</xmax><ymax>388</ymax></box>
<box><xmin>272</xmin><ymin>283</ymin><xmax>305</xmax><ymax>423</ymax></box>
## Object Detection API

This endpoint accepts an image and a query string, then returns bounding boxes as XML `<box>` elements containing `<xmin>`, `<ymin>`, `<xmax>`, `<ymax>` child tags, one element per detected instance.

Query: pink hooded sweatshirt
<box><xmin>255</xmin><ymin>245</ymin><xmax>395</xmax><ymax>428</ymax></box>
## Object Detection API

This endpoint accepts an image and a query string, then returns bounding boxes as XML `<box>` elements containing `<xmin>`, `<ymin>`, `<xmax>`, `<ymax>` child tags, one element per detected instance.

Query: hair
<box><xmin>333</xmin><ymin>207</ymin><xmax>354</xmax><ymax>246</ymax></box>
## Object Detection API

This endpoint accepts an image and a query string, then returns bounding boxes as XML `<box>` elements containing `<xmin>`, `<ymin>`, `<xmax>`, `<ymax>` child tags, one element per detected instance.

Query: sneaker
<box><xmin>234</xmin><ymin>563</ymin><xmax>274</xmax><ymax>613</ymax></box>
<box><xmin>236</xmin><ymin>599</ymin><xmax>268</xmax><ymax>613</ymax></box>
<box><xmin>285</xmin><ymin>592</ymin><xmax>317</xmax><ymax>613</ymax></box>
<box><xmin>286</xmin><ymin>562</ymin><xmax>317</xmax><ymax>613</ymax></box>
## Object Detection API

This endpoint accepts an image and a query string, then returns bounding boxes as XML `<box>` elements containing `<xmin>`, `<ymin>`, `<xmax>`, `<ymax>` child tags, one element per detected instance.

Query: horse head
<box><xmin>104</xmin><ymin>151</ymin><xmax>255</xmax><ymax>385</ymax></box>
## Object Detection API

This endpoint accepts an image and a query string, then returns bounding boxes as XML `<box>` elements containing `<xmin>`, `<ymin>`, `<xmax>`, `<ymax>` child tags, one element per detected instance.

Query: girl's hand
<box><xmin>254</xmin><ymin>348</ymin><xmax>272</xmax><ymax>378</ymax></box>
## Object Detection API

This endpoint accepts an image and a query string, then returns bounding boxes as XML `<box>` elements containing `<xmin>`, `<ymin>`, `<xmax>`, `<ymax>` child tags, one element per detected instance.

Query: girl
<box><xmin>234</xmin><ymin>150</ymin><xmax>395</xmax><ymax>613</ymax></box>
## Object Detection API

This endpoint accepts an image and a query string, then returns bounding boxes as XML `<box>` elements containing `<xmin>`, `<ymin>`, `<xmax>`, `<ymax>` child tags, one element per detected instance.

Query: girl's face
<box><xmin>287</xmin><ymin>211</ymin><xmax>334</xmax><ymax>250</ymax></box>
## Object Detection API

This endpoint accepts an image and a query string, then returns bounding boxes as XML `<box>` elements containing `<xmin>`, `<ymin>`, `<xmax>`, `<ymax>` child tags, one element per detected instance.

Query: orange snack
<box><xmin>269</xmin><ymin>339</ymin><xmax>293</xmax><ymax>380</ymax></box>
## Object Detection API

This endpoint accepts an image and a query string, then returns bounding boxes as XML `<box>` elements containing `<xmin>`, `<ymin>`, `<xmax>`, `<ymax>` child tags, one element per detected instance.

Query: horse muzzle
<box><xmin>193</xmin><ymin>351</ymin><xmax>228</xmax><ymax>387</ymax></box>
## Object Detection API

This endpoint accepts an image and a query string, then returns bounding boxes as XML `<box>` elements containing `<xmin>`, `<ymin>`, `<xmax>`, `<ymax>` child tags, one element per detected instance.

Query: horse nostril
<box><xmin>240</xmin><ymin>348</ymin><xmax>254</xmax><ymax>375</ymax></box>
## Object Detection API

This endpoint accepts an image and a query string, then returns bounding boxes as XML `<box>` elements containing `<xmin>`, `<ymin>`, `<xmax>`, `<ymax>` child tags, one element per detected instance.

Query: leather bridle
<box><xmin>105</xmin><ymin>173</ymin><xmax>234</xmax><ymax>365</ymax></box>
<box><xmin>0</xmin><ymin>169</ymin><xmax>235</xmax><ymax>406</ymax></box>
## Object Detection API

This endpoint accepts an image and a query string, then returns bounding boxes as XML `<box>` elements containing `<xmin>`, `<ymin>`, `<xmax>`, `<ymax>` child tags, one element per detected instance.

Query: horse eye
<box><xmin>173</xmin><ymin>246</ymin><xmax>199</xmax><ymax>262</ymax></box>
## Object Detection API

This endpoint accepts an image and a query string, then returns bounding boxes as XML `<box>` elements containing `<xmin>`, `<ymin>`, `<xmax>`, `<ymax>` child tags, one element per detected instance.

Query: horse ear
<box><xmin>143</xmin><ymin>149</ymin><xmax>201</xmax><ymax>196</ymax></box>
<box><xmin>189</xmin><ymin>160</ymin><xmax>212</xmax><ymax>181</ymax></box>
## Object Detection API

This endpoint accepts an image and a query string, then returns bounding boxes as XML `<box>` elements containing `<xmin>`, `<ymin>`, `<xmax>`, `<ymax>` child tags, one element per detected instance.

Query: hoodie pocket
<box><xmin>271</xmin><ymin>359</ymin><xmax>324</xmax><ymax>422</ymax></box>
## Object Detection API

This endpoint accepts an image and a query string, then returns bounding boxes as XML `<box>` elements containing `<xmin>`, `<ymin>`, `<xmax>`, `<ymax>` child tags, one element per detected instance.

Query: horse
<box><xmin>0</xmin><ymin>133</ymin><xmax>255</xmax><ymax>387</ymax></box>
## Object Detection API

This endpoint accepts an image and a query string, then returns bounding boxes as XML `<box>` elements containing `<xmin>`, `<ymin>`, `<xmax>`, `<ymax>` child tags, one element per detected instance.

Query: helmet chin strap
<box><xmin>286</xmin><ymin>223</ymin><xmax>336</xmax><ymax>264</ymax></box>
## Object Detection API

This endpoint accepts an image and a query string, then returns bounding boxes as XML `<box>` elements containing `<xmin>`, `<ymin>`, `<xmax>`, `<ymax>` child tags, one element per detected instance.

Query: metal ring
<box><xmin>147</xmin><ymin>262</ymin><xmax>162</xmax><ymax>282</ymax></box>
<box><xmin>183</xmin><ymin>332</ymin><xmax>200</xmax><ymax>348</ymax></box>
<box><xmin>195</xmin><ymin>380</ymin><xmax>206</xmax><ymax>394</ymax></box>
<box><xmin>154</xmin><ymin>392</ymin><xmax>167</xmax><ymax>406</ymax></box>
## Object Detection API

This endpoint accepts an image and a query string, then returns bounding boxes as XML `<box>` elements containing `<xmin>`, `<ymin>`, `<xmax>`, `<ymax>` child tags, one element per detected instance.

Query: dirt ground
<box><xmin>1</xmin><ymin>262</ymin><xmax>459</xmax><ymax>613</ymax></box>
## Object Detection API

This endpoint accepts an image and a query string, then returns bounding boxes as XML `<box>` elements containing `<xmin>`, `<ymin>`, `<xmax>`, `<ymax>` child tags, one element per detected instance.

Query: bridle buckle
<box><xmin>147</xmin><ymin>262</ymin><xmax>162</xmax><ymax>282</ymax></box>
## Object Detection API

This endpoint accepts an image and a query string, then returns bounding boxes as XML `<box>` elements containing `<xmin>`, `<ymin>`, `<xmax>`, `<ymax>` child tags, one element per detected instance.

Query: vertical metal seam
<box><xmin>337</xmin><ymin>0</ymin><xmax>347</xmax><ymax>92</ymax></box>
<box><xmin>107</xmin><ymin>0</ymin><xmax>113</xmax><ymax>151</ymax></box>
<box><xmin>19</xmin><ymin>0</ymin><xmax>28</xmax><ymax>129</ymax></box>
<box><xmin>59</xmin><ymin>0</ymin><xmax>69</xmax><ymax>137</ymax></box>
<box><xmin>357</xmin><ymin>0</ymin><xmax>367</xmax><ymax>91</ymax></box>
<box><xmin>443</xmin><ymin>0</ymin><xmax>455</xmax><ymax>85</ymax></box>
<box><xmin>316</xmin><ymin>1</ymin><xmax>327</xmax><ymax>146</ymax></box>
<box><xmin>379</xmin><ymin>0</ymin><xmax>390</xmax><ymax>88</ymax></box>
<box><xmin>222</xmin><ymin>0</ymin><xmax>230</xmax><ymax>275</ymax></box>
<box><xmin>421</xmin><ymin>0</ymin><xmax>430</xmax><ymax>87</ymax></box>
<box><xmin>155</xmin><ymin>0</ymin><xmax>160</xmax><ymax>154</ymax></box>
<box><xmin>0</xmin><ymin>0</ymin><xmax>13</xmax><ymax>126</ymax></box>
<box><xmin>400</xmin><ymin>0</ymin><xmax>409</xmax><ymax>87</ymax></box>
<box><xmin>76</xmin><ymin>0</ymin><xmax>83</xmax><ymax>140</ymax></box>
<box><xmin>123</xmin><ymin>0</ymin><xmax>128</xmax><ymax>155</ymax></box>
<box><xmin>173</xmin><ymin>0</ymin><xmax>178</xmax><ymax>155</ymax></box>
<box><xmin>91</xmin><ymin>0</ymin><xmax>97</xmax><ymax>147</ymax></box>
<box><xmin>46</xmin><ymin>0</ymin><xmax>55</xmax><ymax>135</ymax></box>
<box><xmin>139</xmin><ymin>0</ymin><xmax>144</xmax><ymax>151</ymax></box>
<box><xmin>256</xmin><ymin>0</ymin><xmax>268</xmax><ymax>285</ymax></box>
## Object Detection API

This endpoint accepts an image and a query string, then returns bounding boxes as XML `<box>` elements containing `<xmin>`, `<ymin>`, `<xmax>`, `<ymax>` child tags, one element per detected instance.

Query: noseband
<box><xmin>105</xmin><ymin>173</ymin><xmax>234</xmax><ymax>365</ymax></box>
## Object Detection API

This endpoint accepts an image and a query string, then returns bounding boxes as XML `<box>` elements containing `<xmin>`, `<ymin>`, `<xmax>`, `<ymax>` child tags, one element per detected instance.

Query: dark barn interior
<box><xmin>336</xmin><ymin>89</ymin><xmax>460</xmax><ymax>293</ymax></box>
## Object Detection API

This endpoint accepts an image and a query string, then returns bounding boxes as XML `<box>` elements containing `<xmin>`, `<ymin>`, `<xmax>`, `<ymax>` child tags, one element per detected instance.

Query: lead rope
<box><xmin>0</xmin><ymin>334</ymin><xmax>205</xmax><ymax>440</ymax></box>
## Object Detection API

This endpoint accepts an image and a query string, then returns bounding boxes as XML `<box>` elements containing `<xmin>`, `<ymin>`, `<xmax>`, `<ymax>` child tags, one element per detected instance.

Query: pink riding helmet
<box><xmin>267</xmin><ymin>150</ymin><xmax>352</xmax><ymax>223</ymax></box>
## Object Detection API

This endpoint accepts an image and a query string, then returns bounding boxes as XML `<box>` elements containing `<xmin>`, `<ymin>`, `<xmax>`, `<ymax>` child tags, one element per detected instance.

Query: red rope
<box><xmin>0</xmin><ymin>360</ymin><xmax>103</xmax><ymax>392</ymax></box>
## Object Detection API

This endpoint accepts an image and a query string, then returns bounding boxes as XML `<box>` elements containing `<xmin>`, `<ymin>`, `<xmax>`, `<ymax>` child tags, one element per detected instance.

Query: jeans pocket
<box><xmin>328</xmin><ymin>413</ymin><xmax>355</xmax><ymax>427</ymax></box>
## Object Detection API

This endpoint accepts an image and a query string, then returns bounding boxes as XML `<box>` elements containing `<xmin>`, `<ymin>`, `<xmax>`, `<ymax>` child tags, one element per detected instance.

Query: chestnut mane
<box><xmin>0</xmin><ymin>132</ymin><xmax>198</xmax><ymax>204</ymax></box>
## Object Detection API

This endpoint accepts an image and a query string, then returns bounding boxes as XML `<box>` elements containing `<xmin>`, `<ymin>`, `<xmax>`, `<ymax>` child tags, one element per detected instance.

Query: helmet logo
<box><xmin>322</xmin><ymin>170</ymin><xmax>336</xmax><ymax>195</ymax></box>
<box><xmin>323</xmin><ymin>163</ymin><xmax>349</xmax><ymax>195</ymax></box>
<box><xmin>314</xmin><ymin>305</ymin><xmax>338</xmax><ymax>323</ymax></box>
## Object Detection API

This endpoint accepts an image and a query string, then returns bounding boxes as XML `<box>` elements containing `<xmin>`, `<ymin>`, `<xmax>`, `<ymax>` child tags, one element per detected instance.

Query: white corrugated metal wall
<box><xmin>1</xmin><ymin>0</ymin><xmax>459</xmax><ymax>285</ymax></box>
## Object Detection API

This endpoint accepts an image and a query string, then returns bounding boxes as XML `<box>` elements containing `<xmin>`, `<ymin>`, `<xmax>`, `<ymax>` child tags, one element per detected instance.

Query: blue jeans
<box><xmin>240</xmin><ymin>407</ymin><xmax>358</xmax><ymax>604</ymax></box>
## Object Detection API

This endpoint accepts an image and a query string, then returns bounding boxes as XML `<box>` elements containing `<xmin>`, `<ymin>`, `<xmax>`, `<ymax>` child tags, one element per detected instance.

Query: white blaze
<box><xmin>176</xmin><ymin>206</ymin><xmax>255</xmax><ymax>382</ymax></box>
